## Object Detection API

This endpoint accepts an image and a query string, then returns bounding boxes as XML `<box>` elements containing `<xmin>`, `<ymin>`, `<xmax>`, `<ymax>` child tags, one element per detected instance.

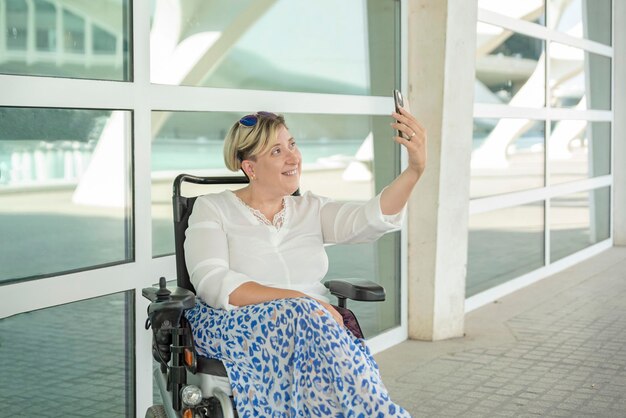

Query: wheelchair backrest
<box><xmin>172</xmin><ymin>174</ymin><xmax>249</xmax><ymax>292</ymax></box>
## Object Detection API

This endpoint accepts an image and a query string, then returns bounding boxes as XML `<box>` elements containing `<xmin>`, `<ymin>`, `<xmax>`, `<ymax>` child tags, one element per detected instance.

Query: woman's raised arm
<box><xmin>380</xmin><ymin>106</ymin><xmax>427</xmax><ymax>215</ymax></box>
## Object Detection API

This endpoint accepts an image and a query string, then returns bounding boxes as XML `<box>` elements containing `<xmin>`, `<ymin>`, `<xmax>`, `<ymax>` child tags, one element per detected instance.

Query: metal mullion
<box><xmin>0</xmin><ymin>74</ymin><xmax>137</xmax><ymax>109</ymax></box>
<box><xmin>549</xmin><ymin>109</ymin><xmax>612</xmax><ymax>121</ymax></box>
<box><xmin>478</xmin><ymin>8</ymin><xmax>613</xmax><ymax>58</ymax></box>
<box><xmin>544</xmin><ymin>120</ymin><xmax>551</xmax><ymax>267</ymax></box>
<box><xmin>549</xmin><ymin>31</ymin><xmax>613</xmax><ymax>58</ymax></box>
<box><xmin>132</xmin><ymin>0</ymin><xmax>156</xmax><ymax>414</ymax></box>
<box><xmin>469</xmin><ymin>175</ymin><xmax>613</xmax><ymax>215</ymax></box>
<box><xmin>473</xmin><ymin>103</ymin><xmax>547</xmax><ymax>120</ymax></box>
<box><xmin>398</xmin><ymin>0</ymin><xmax>409</xmax><ymax>348</ymax></box>
<box><xmin>609</xmin><ymin>0</ymin><xmax>616</xmax><ymax>244</ymax></box>
<box><xmin>478</xmin><ymin>9</ymin><xmax>548</xmax><ymax>40</ymax></box>
<box><xmin>0</xmin><ymin>262</ymin><xmax>147</xmax><ymax>318</ymax></box>
<box><xmin>474</xmin><ymin>106</ymin><xmax>612</xmax><ymax>122</ymax></box>
<box><xmin>148</xmin><ymin>85</ymin><xmax>393</xmax><ymax>115</ymax></box>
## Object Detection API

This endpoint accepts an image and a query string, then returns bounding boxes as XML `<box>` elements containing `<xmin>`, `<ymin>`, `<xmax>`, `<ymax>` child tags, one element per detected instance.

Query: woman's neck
<box><xmin>235</xmin><ymin>186</ymin><xmax>284</xmax><ymax>220</ymax></box>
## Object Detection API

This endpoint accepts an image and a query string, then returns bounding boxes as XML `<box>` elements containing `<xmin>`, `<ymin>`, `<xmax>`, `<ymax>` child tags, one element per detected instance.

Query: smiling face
<box><xmin>243</xmin><ymin>125</ymin><xmax>302</xmax><ymax>197</ymax></box>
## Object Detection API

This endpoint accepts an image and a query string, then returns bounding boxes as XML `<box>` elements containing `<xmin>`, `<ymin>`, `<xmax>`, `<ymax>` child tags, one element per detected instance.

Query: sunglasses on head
<box><xmin>238</xmin><ymin>111</ymin><xmax>278</xmax><ymax>127</ymax></box>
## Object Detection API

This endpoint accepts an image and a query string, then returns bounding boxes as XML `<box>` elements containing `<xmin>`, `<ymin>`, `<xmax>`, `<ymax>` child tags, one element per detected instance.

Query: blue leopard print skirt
<box><xmin>185</xmin><ymin>297</ymin><xmax>412</xmax><ymax>418</ymax></box>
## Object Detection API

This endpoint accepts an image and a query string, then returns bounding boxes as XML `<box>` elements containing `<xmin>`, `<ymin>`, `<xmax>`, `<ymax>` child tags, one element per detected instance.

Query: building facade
<box><xmin>0</xmin><ymin>0</ymin><xmax>623</xmax><ymax>415</ymax></box>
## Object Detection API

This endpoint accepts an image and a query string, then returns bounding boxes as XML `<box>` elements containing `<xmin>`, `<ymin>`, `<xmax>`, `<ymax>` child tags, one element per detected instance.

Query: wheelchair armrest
<box><xmin>324</xmin><ymin>278</ymin><xmax>386</xmax><ymax>302</ymax></box>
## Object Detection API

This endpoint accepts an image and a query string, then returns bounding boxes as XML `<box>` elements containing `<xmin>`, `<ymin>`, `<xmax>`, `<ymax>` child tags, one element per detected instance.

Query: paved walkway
<box><xmin>376</xmin><ymin>247</ymin><xmax>626</xmax><ymax>417</ymax></box>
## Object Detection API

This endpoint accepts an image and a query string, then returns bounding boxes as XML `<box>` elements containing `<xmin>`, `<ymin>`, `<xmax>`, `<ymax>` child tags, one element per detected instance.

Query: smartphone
<box><xmin>393</xmin><ymin>89</ymin><xmax>404</xmax><ymax>138</ymax></box>
<box><xmin>393</xmin><ymin>89</ymin><xmax>404</xmax><ymax>113</ymax></box>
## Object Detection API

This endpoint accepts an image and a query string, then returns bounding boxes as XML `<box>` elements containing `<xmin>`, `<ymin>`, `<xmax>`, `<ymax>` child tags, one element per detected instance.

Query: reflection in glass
<box><xmin>0</xmin><ymin>292</ymin><xmax>135</xmax><ymax>417</ymax></box>
<box><xmin>35</xmin><ymin>0</ymin><xmax>56</xmax><ymax>52</ymax></box>
<box><xmin>467</xmin><ymin>202</ymin><xmax>545</xmax><ymax>297</ymax></box>
<box><xmin>149</xmin><ymin>0</ymin><xmax>396</xmax><ymax>95</ymax></box>
<box><xmin>478</xmin><ymin>0</ymin><xmax>545</xmax><ymax>24</ymax></box>
<box><xmin>150</xmin><ymin>111</ymin><xmax>400</xmax><ymax>336</ymax></box>
<box><xmin>547</xmin><ymin>0</ymin><xmax>611</xmax><ymax>46</ymax></box>
<box><xmin>471</xmin><ymin>118</ymin><xmax>545</xmax><ymax>198</ymax></box>
<box><xmin>475</xmin><ymin>24</ymin><xmax>545</xmax><ymax>106</ymax></box>
<box><xmin>6</xmin><ymin>0</ymin><xmax>28</xmax><ymax>50</ymax></box>
<box><xmin>551</xmin><ymin>187</ymin><xmax>610</xmax><ymax>262</ymax></box>
<box><xmin>1</xmin><ymin>0</ymin><xmax>131</xmax><ymax>80</ymax></box>
<box><xmin>63</xmin><ymin>10</ymin><xmax>85</xmax><ymax>53</ymax></box>
<box><xmin>549</xmin><ymin>121</ymin><xmax>611</xmax><ymax>185</ymax></box>
<box><xmin>0</xmin><ymin>108</ymin><xmax>133</xmax><ymax>283</ymax></box>
<box><xmin>549</xmin><ymin>43</ymin><xmax>611</xmax><ymax>110</ymax></box>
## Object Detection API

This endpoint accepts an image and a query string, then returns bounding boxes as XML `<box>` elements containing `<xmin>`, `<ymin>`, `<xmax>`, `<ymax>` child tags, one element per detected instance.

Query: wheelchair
<box><xmin>142</xmin><ymin>174</ymin><xmax>387</xmax><ymax>418</ymax></box>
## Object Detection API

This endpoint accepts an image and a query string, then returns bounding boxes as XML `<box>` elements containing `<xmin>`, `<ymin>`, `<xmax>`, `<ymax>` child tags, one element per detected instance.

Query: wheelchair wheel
<box><xmin>145</xmin><ymin>405</ymin><xmax>167</xmax><ymax>418</ymax></box>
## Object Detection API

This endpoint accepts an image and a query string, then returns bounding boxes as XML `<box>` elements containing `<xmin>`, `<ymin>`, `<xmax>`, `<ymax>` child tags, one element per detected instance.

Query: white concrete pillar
<box><xmin>406</xmin><ymin>0</ymin><xmax>477</xmax><ymax>340</ymax></box>
<box><xmin>614</xmin><ymin>0</ymin><xmax>626</xmax><ymax>245</ymax></box>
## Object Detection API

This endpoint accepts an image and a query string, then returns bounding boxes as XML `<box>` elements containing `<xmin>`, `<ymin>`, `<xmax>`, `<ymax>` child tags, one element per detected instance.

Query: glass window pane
<box><xmin>0</xmin><ymin>107</ymin><xmax>133</xmax><ymax>283</ymax></box>
<box><xmin>63</xmin><ymin>10</ymin><xmax>85</xmax><ymax>53</ymax></box>
<box><xmin>1</xmin><ymin>0</ymin><xmax>131</xmax><ymax>80</ymax></box>
<box><xmin>149</xmin><ymin>0</ymin><xmax>396</xmax><ymax>96</ymax></box>
<box><xmin>475</xmin><ymin>24</ymin><xmax>545</xmax><ymax>106</ymax></box>
<box><xmin>550</xmin><ymin>187</ymin><xmax>610</xmax><ymax>262</ymax></box>
<box><xmin>549</xmin><ymin>43</ymin><xmax>611</xmax><ymax>110</ymax></box>
<box><xmin>35</xmin><ymin>0</ymin><xmax>56</xmax><ymax>52</ymax></box>
<box><xmin>547</xmin><ymin>0</ymin><xmax>611</xmax><ymax>46</ymax></box>
<box><xmin>0</xmin><ymin>292</ymin><xmax>135</xmax><ymax>417</ymax></box>
<box><xmin>467</xmin><ymin>203</ymin><xmax>545</xmax><ymax>297</ymax></box>
<box><xmin>550</xmin><ymin>121</ymin><xmax>610</xmax><ymax>185</ymax></box>
<box><xmin>471</xmin><ymin>118</ymin><xmax>545</xmax><ymax>198</ymax></box>
<box><xmin>325</xmin><ymin>234</ymin><xmax>401</xmax><ymax>336</ymax></box>
<box><xmin>478</xmin><ymin>0</ymin><xmax>545</xmax><ymax>24</ymax></box>
<box><xmin>6</xmin><ymin>0</ymin><xmax>28</xmax><ymax>50</ymax></box>
<box><xmin>151</xmin><ymin>111</ymin><xmax>401</xmax><ymax>335</ymax></box>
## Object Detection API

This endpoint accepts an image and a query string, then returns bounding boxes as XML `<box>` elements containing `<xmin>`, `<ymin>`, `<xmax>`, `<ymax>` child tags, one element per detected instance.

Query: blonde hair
<box><xmin>223</xmin><ymin>112</ymin><xmax>287</xmax><ymax>171</ymax></box>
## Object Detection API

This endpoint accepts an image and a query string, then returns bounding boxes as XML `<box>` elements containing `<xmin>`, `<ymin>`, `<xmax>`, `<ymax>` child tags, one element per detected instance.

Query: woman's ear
<box><xmin>242</xmin><ymin>160</ymin><xmax>256</xmax><ymax>179</ymax></box>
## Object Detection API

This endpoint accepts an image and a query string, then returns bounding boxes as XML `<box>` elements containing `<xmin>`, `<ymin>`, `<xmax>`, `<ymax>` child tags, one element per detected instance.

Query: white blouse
<box><xmin>184</xmin><ymin>190</ymin><xmax>405</xmax><ymax>310</ymax></box>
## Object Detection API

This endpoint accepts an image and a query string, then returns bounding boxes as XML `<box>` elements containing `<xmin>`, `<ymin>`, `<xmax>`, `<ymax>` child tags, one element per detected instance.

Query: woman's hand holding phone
<box><xmin>391</xmin><ymin>90</ymin><xmax>427</xmax><ymax>176</ymax></box>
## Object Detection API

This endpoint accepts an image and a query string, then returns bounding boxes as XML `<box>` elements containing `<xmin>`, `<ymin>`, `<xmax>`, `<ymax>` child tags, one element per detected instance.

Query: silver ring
<box><xmin>410</xmin><ymin>131</ymin><xmax>416</xmax><ymax>137</ymax></box>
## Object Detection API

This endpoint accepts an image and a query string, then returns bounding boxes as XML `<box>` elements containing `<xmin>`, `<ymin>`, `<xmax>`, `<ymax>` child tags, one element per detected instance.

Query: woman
<box><xmin>185</xmin><ymin>108</ymin><xmax>426</xmax><ymax>417</ymax></box>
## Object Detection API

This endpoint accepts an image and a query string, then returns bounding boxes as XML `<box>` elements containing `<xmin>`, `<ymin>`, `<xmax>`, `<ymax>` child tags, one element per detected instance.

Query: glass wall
<box><xmin>475</xmin><ymin>25</ymin><xmax>545</xmax><ymax>107</ymax></box>
<box><xmin>468</xmin><ymin>203</ymin><xmax>544</xmax><ymax>296</ymax></box>
<box><xmin>471</xmin><ymin>118</ymin><xmax>545</xmax><ymax>198</ymax></box>
<box><xmin>0</xmin><ymin>0</ymin><xmax>131</xmax><ymax>80</ymax></box>
<box><xmin>549</xmin><ymin>43</ymin><xmax>611</xmax><ymax>110</ymax></box>
<box><xmin>0</xmin><ymin>292</ymin><xmax>135</xmax><ymax>417</ymax></box>
<box><xmin>478</xmin><ymin>0</ymin><xmax>545</xmax><ymax>25</ymax></box>
<box><xmin>549</xmin><ymin>121</ymin><xmax>611</xmax><ymax>185</ymax></box>
<box><xmin>547</xmin><ymin>0</ymin><xmax>612</xmax><ymax>46</ymax></box>
<box><xmin>551</xmin><ymin>187</ymin><xmax>611</xmax><ymax>262</ymax></box>
<box><xmin>0</xmin><ymin>107</ymin><xmax>133</xmax><ymax>283</ymax></box>
<box><xmin>149</xmin><ymin>0</ymin><xmax>395</xmax><ymax>96</ymax></box>
<box><xmin>469</xmin><ymin>0</ymin><xmax>612</xmax><ymax>297</ymax></box>
<box><xmin>1</xmin><ymin>0</ymin><xmax>402</xmax><ymax>415</ymax></box>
